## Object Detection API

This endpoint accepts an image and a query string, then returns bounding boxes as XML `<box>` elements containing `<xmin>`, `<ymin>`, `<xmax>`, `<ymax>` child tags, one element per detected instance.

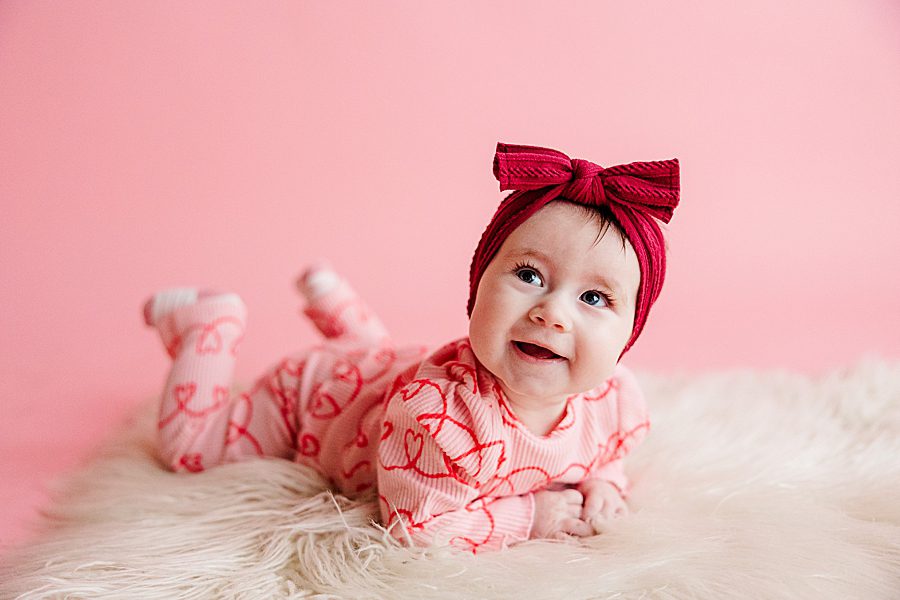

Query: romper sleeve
<box><xmin>585</xmin><ymin>365</ymin><xmax>650</xmax><ymax>497</ymax></box>
<box><xmin>376</xmin><ymin>343</ymin><xmax>534</xmax><ymax>552</ymax></box>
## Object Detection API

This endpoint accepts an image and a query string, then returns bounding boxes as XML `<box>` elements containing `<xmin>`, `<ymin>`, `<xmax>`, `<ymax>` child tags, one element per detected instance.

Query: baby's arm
<box><xmin>297</xmin><ymin>265</ymin><xmax>389</xmax><ymax>346</ymax></box>
<box><xmin>578</xmin><ymin>463</ymin><xmax>629</xmax><ymax>533</ymax></box>
<box><xmin>579</xmin><ymin>365</ymin><xmax>650</xmax><ymax>533</ymax></box>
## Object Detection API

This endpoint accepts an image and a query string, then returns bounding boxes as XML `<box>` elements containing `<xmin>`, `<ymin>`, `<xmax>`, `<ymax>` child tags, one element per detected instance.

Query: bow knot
<box><xmin>564</xmin><ymin>158</ymin><xmax>606</xmax><ymax>206</ymax></box>
<box><xmin>492</xmin><ymin>142</ymin><xmax>679</xmax><ymax>223</ymax></box>
<box><xmin>570</xmin><ymin>158</ymin><xmax>603</xmax><ymax>180</ymax></box>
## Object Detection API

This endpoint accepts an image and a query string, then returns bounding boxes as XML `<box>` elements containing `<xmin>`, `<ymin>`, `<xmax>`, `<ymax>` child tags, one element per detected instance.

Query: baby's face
<box><xmin>469</xmin><ymin>201</ymin><xmax>640</xmax><ymax>407</ymax></box>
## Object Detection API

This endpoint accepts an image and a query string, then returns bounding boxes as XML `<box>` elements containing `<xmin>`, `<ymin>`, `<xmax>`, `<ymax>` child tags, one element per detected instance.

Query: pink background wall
<box><xmin>2</xmin><ymin>1</ymin><xmax>898</xmax><ymax>552</ymax></box>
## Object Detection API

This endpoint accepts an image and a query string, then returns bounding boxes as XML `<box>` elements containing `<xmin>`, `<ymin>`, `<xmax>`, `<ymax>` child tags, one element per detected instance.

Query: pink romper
<box><xmin>154</xmin><ymin>280</ymin><xmax>649</xmax><ymax>552</ymax></box>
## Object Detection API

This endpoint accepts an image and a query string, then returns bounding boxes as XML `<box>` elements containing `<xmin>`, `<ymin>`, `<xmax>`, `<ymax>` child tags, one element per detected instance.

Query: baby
<box><xmin>143</xmin><ymin>142</ymin><xmax>680</xmax><ymax>552</ymax></box>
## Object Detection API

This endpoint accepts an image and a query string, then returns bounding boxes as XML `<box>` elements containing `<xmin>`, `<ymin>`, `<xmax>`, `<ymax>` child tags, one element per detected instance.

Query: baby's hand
<box><xmin>578</xmin><ymin>479</ymin><xmax>629</xmax><ymax>534</ymax></box>
<box><xmin>530</xmin><ymin>488</ymin><xmax>593</xmax><ymax>540</ymax></box>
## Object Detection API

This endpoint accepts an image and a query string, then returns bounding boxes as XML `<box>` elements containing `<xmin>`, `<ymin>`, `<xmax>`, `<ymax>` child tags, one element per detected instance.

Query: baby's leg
<box><xmin>297</xmin><ymin>264</ymin><xmax>390</xmax><ymax>346</ymax></box>
<box><xmin>146</xmin><ymin>290</ymin><xmax>295</xmax><ymax>472</ymax></box>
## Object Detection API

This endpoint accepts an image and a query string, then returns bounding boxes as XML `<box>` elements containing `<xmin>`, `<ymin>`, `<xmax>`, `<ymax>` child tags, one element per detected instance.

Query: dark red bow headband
<box><xmin>468</xmin><ymin>142</ymin><xmax>680</xmax><ymax>357</ymax></box>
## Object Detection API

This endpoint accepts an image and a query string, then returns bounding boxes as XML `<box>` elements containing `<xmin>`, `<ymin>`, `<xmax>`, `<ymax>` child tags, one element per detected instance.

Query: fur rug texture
<box><xmin>2</xmin><ymin>360</ymin><xmax>899</xmax><ymax>599</ymax></box>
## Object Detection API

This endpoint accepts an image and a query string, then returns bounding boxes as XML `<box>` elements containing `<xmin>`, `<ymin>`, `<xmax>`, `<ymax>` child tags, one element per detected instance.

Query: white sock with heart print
<box><xmin>144</xmin><ymin>288</ymin><xmax>243</xmax><ymax>326</ymax></box>
<box><xmin>144</xmin><ymin>288</ymin><xmax>245</xmax><ymax>358</ymax></box>
<box><xmin>144</xmin><ymin>288</ymin><xmax>199</xmax><ymax>327</ymax></box>
<box><xmin>296</xmin><ymin>263</ymin><xmax>340</xmax><ymax>301</ymax></box>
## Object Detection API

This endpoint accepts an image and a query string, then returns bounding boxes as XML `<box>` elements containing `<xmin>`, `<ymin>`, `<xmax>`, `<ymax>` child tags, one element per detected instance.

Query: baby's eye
<box><xmin>580</xmin><ymin>290</ymin><xmax>608</xmax><ymax>307</ymax></box>
<box><xmin>515</xmin><ymin>267</ymin><xmax>543</xmax><ymax>286</ymax></box>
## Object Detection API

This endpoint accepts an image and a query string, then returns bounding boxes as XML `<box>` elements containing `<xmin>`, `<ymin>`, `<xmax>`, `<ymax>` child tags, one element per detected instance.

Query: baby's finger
<box><xmin>581</xmin><ymin>495</ymin><xmax>605</xmax><ymax>521</ymax></box>
<box><xmin>601</xmin><ymin>497</ymin><xmax>629</xmax><ymax>521</ymax></box>
<box><xmin>561</xmin><ymin>489</ymin><xmax>584</xmax><ymax>506</ymax></box>
<box><xmin>565</xmin><ymin>501</ymin><xmax>583</xmax><ymax>518</ymax></box>
<box><xmin>588</xmin><ymin>514</ymin><xmax>609</xmax><ymax>534</ymax></box>
<box><xmin>589</xmin><ymin>507</ymin><xmax>628</xmax><ymax>534</ymax></box>
<box><xmin>559</xmin><ymin>517</ymin><xmax>594</xmax><ymax>538</ymax></box>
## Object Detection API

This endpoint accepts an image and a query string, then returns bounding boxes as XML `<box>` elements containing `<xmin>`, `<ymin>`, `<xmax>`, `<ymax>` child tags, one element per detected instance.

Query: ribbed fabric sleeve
<box><xmin>586</xmin><ymin>459</ymin><xmax>629</xmax><ymax>496</ymax></box>
<box><xmin>583</xmin><ymin>365</ymin><xmax>650</xmax><ymax>497</ymax></box>
<box><xmin>377</xmin><ymin>378</ymin><xmax>534</xmax><ymax>552</ymax></box>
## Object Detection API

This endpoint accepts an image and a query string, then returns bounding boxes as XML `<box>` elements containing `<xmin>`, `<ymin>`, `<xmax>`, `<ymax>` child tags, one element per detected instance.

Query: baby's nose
<box><xmin>528</xmin><ymin>303</ymin><xmax>571</xmax><ymax>332</ymax></box>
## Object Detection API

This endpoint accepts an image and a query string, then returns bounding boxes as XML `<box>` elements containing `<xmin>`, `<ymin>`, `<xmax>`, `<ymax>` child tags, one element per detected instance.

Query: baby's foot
<box><xmin>143</xmin><ymin>288</ymin><xmax>244</xmax><ymax>326</ymax></box>
<box><xmin>296</xmin><ymin>264</ymin><xmax>387</xmax><ymax>343</ymax></box>
<box><xmin>144</xmin><ymin>288</ymin><xmax>245</xmax><ymax>358</ymax></box>
<box><xmin>296</xmin><ymin>263</ymin><xmax>340</xmax><ymax>301</ymax></box>
<box><xmin>144</xmin><ymin>288</ymin><xmax>198</xmax><ymax>327</ymax></box>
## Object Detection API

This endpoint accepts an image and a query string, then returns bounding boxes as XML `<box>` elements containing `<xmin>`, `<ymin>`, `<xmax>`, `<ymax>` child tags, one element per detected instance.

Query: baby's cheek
<box><xmin>468</xmin><ymin>321</ymin><xmax>490</xmax><ymax>360</ymax></box>
<box><xmin>575</xmin><ymin>346</ymin><xmax>618</xmax><ymax>390</ymax></box>
<box><xmin>469</xmin><ymin>323</ymin><xmax>506</xmax><ymax>383</ymax></box>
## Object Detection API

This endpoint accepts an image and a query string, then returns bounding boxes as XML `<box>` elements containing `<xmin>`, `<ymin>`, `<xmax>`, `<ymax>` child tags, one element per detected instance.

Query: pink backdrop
<box><xmin>2</xmin><ymin>1</ymin><xmax>898</xmax><ymax>551</ymax></box>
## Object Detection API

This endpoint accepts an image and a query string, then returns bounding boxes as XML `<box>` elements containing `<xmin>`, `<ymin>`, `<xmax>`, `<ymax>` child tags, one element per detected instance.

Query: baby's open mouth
<box><xmin>513</xmin><ymin>341</ymin><xmax>564</xmax><ymax>361</ymax></box>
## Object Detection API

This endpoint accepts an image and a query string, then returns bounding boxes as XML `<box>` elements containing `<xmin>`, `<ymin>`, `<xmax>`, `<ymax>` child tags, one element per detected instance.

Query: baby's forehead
<box><xmin>505</xmin><ymin>203</ymin><xmax>633</xmax><ymax>259</ymax></box>
<box><xmin>502</xmin><ymin>235</ymin><xmax>635</xmax><ymax>273</ymax></box>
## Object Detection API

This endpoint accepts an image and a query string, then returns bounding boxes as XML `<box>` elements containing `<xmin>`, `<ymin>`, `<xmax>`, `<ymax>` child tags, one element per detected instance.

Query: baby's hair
<box><xmin>564</xmin><ymin>198</ymin><xmax>671</xmax><ymax>255</ymax></box>
<box><xmin>563</xmin><ymin>199</ymin><xmax>628</xmax><ymax>253</ymax></box>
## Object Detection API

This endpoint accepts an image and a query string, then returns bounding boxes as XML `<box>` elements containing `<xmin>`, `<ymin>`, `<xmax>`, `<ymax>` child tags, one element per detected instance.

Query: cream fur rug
<box><xmin>2</xmin><ymin>360</ymin><xmax>899</xmax><ymax>599</ymax></box>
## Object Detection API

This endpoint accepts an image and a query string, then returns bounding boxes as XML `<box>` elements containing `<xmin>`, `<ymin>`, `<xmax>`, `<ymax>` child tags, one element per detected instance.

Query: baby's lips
<box><xmin>513</xmin><ymin>339</ymin><xmax>565</xmax><ymax>360</ymax></box>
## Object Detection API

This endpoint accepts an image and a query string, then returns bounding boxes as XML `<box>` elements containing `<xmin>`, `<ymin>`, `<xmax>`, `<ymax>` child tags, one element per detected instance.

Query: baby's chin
<box><xmin>472</xmin><ymin>346</ymin><xmax>616</xmax><ymax>399</ymax></box>
<box><xmin>492</xmin><ymin>368</ymin><xmax>584</xmax><ymax>402</ymax></box>
<box><xmin>495</xmin><ymin>378</ymin><xmax>570</xmax><ymax>406</ymax></box>
<box><xmin>506</xmin><ymin>373</ymin><xmax>612</xmax><ymax>402</ymax></box>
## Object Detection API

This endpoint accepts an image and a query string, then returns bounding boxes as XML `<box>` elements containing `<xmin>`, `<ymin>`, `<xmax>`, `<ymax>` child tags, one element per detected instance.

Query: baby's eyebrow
<box><xmin>515</xmin><ymin>248</ymin><xmax>552</xmax><ymax>263</ymax></box>
<box><xmin>591</xmin><ymin>274</ymin><xmax>626</xmax><ymax>302</ymax></box>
